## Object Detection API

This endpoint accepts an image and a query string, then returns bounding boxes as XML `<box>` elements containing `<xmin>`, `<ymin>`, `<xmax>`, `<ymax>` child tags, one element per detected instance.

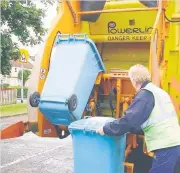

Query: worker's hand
<box><xmin>96</xmin><ymin>127</ymin><xmax>105</xmax><ymax>136</ymax></box>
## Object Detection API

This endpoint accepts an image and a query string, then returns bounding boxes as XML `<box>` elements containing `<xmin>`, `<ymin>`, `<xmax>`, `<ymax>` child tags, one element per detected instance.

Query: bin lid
<box><xmin>68</xmin><ymin>117</ymin><xmax>115</xmax><ymax>132</ymax></box>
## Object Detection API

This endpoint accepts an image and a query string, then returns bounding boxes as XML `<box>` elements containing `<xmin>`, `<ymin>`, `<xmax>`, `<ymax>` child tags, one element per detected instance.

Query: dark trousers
<box><xmin>150</xmin><ymin>145</ymin><xmax>180</xmax><ymax>173</ymax></box>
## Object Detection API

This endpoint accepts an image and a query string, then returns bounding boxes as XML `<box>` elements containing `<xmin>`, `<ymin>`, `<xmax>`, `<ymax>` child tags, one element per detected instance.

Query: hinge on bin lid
<box><xmin>83</xmin><ymin>116</ymin><xmax>95</xmax><ymax>134</ymax></box>
<box><xmin>73</xmin><ymin>34</ymin><xmax>87</xmax><ymax>42</ymax></box>
<box><xmin>83</xmin><ymin>116</ymin><xmax>92</xmax><ymax>133</ymax></box>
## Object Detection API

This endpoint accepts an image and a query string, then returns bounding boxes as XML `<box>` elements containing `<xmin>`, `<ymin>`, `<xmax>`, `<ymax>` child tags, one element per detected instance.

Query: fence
<box><xmin>0</xmin><ymin>88</ymin><xmax>17</xmax><ymax>105</ymax></box>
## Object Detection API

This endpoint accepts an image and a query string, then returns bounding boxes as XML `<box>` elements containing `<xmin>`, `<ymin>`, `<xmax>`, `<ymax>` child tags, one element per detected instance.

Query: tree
<box><xmin>18</xmin><ymin>70</ymin><xmax>31</xmax><ymax>86</ymax></box>
<box><xmin>0</xmin><ymin>0</ymin><xmax>55</xmax><ymax>75</ymax></box>
<box><xmin>0</xmin><ymin>83</ymin><xmax>10</xmax><ymax>89</ymax></box>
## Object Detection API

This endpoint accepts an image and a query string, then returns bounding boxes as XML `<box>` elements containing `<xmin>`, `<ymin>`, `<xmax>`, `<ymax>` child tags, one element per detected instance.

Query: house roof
<box><xmin>11</xmin><ymin>60</ymin><xmax>33</xmax><ymax>69</ymax></box>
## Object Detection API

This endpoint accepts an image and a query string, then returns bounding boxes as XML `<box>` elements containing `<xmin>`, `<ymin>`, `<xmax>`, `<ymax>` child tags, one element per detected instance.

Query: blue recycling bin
<box><xmin>38</xmin><ymin>34</ymin><xmax>105</xmax><ymax>126</ymax></box>
<box><xmin>68</xmin><ymin>117</ymin><xmax>126</xmax><ymax>173</ymax></box>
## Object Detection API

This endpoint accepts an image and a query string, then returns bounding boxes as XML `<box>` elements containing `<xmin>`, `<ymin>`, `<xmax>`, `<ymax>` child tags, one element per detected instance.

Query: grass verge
<box><xmin>0</xmin><ymin>103</ymin><xmax>27</xmax><ymax>117</ymax></box>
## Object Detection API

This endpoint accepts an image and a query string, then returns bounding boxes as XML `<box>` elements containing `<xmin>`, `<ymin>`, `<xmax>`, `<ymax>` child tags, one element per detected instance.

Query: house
<box><xmin>1</xmin><ymin>56</ymin><xmax>35</xmax><ymax>87</ymax></box>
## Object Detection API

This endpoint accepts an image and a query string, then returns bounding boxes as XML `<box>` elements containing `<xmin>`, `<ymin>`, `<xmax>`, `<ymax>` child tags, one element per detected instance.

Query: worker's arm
<box><xmin>102</xmin><ymin>90</ymin><xmax>155</xmax><ymax>136</ymax></box>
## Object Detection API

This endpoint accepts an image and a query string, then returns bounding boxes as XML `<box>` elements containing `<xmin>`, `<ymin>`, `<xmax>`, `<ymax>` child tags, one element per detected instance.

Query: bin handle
<box><xmin>57</xmin><ymin>34</ymin><xmax>71</xmax><ymax>41</ymax></box>
<box><xmin>73</xmin><ymin>34</ymin><xmax>87</xmax><ymax>41</ymax></box>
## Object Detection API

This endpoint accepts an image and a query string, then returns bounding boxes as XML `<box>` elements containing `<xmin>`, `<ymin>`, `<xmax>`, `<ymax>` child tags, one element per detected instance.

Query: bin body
<box><xmin>38</xmin><ymin>35</ymin><xmax>105</xmax><ymax>126</ymax></box>
<box><xmin>69</xmin><ymin>117</ymin><xmax>126</xmax><ymax>173</ymax></box>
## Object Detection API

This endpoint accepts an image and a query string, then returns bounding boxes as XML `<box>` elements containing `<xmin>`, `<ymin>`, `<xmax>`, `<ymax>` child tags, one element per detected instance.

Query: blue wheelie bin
<box><xmin>38</xmin><ymin>34</ymin><xmax>105</xmax><ymax>126</ymax></box>
<box><xmin>68</xmin><ymin>117</ymin><xmax>126</xmax><ymax>173</ymax></box>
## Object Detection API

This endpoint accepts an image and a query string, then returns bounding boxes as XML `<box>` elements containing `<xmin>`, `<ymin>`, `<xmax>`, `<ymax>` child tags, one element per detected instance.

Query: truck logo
<box><xmin>108</xmin><ymin>21</ymin><xmax>116</xmax><ymax>29</ymax></box>
<box><xmin>108</xmin><ymin>21</ymin><xmax>153</xmax><ymax>34</ymax></box>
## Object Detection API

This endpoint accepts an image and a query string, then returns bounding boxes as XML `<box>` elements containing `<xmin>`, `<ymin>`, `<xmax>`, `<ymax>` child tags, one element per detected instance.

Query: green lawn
<box><xmin>0</xmin><ymin>103</ymin><xmax>28</xmax><ymax>117</ymax></box>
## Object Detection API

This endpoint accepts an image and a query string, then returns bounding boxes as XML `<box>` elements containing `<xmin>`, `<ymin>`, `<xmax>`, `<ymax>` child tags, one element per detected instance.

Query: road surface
<box><xmin>1</xmin><ymin>132</ymin><xmax>74</xmax><ymax>173</ymax></box>
<box><xmin>0</xmin><ymin>115</ymin><xmax>74</xmax><ymax>173</ymax></box>
<box><xmin>0</xmin><ymin>114</ymin><xmax>28</xmax><ymax>130</ymax></box>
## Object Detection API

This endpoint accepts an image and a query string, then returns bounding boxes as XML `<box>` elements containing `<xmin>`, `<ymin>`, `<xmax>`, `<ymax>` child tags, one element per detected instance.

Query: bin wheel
<box><xmin>68</xmin><ymin>94</ymin><xmax>78</xmax><ymax>111</ymax></box>
<box><xmin>29</xmin><ymin>92</ymin><xmax>40</xmax><ymax>107</ymax></box>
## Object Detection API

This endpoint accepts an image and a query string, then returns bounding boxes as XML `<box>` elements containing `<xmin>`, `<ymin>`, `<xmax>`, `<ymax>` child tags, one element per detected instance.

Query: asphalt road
<box><xmin>1</xmin><ymin>132</ymin><xmax>74</xmax><ymax>173</ymax></box>
<box><xmin>0</xmin><ymin>114</ymin><xmax>28</xmax><ymax>130</ymax></box>
<box><xmin>0</xmin><ymin>114</ymin><xmax>74</xmax><ymax>173</ymax></box>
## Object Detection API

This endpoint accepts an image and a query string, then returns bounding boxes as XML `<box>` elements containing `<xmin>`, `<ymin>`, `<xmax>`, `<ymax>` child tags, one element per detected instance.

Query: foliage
<box><xmin>8</xmin><ymin>85</ymin><xmax>28</xmax><ymax>98</ymax></box>
<box><xmin>17</xmin><ymin>87</ymin><xmax>28</xmax><ymax>98</ymax></box>
<box><xmin>0</xmin><ymin>83</ymin><xmax>10</xmax><ymax>88</ymax></box>
<box><xmin>18</xmin><ymin>70</ymin><xmax>31</xmax><ymax>86</ymax></box>
<box><xmin>8</xmin><ymin>86</ymin><xmax>20</xmax><ymax>89</ymax></box>
<box><xmin>0</xmin><ymin>0</ymin><xmax>55</xmax><ymax>75</ymax></box>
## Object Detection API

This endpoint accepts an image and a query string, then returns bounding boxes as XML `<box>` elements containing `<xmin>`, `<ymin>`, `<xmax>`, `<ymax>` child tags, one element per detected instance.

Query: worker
<box><xmin>96</xmin><ymin>64</ymin><xmax>180</xmax><ymax>173</ymax></box>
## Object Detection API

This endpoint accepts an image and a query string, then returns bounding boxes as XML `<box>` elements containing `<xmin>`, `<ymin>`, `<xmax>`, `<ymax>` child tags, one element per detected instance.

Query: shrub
<box><xmin>0</xmin><ymin>83</ymin><xmax>10</xmax><ymax>88</ymax></box>
<box><xmin>17</xmin><ymin>87</ymin><xmax>28</xmax><ymax>98</ymax></box>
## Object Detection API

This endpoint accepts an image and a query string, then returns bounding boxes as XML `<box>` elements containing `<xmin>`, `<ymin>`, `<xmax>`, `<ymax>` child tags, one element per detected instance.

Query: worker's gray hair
<box><xmin>128</xmin><ymin>64</ymin><xmax>151</xmax><ymax>84</ymax></box>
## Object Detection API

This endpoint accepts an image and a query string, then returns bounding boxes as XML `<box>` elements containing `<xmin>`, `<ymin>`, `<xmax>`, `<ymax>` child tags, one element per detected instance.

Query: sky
<box><xmin>17</xmin><ymin>1</ymin><xmax>58</xmax><ymax>56</ymax></box>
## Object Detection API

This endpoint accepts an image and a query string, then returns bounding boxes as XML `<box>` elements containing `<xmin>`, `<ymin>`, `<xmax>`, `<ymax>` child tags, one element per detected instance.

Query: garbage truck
<box><xmin>1</xmin><ymin>0</ymin><xmax>180</xmax><ymax>173</ymax></box>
